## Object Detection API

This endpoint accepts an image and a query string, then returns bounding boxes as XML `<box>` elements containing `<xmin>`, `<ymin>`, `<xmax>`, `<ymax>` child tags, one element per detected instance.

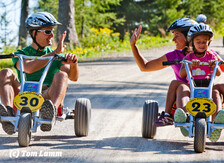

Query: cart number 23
<box><xmin>192</xmin><ymin>102</ymin><xmax>211</xmax><ymax>112</ymax></box>
<box><xmin>19</xmin><ymin>96</ymin><xmax>39</xmax><ymax>107</ymax></box>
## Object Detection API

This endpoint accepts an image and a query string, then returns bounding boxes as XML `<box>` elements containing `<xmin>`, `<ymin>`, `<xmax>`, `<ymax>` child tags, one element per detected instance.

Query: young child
<box><xmin>175</xmin><ymin>23</ymin><xmax>224</xmax><ymax>142</ymax></box>
<box><xmin>179</xmin><ymin>23</ymin><xmax>221</xmax><ymax>86</ymax></box>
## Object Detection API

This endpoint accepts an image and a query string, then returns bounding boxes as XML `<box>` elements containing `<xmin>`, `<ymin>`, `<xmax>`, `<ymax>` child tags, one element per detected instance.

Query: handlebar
<box><xmin>163</xmin><ymin>60</ymin><xmax>224</xmax><ymax>66</ymax></box>
<box><xmin>0</xmin><ymin>53</ymin><xmax>76</xmax><ymax>63</ymax></box>
<box><xmin>0</xmin><ymin>53</ymin><xmax>15</xmax><ymax>59</ymax></box>
<box><xmin>54</xmin><ymin>53</ymin><xmax>77</xmax><ymax>63</ymax></box>
<box><xmin>162</xmin><ymin>60</ymin><xmax>182</xmax><ymax>66</ymax></box>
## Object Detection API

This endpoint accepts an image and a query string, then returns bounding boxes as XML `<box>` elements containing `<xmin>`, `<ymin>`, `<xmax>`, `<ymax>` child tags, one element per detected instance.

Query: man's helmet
<box><xmin>168</xmin><ymin>18</ymin><xmax>197</xmax><ymax>33</ymax></box>
<box><xmin>196</xmin><ymin>14</ymin><xmax>207</xmax><ymax>23</ymax></box>
<box><xmin>187</xmin><ymin>23</ymin><xmax>213</xmax><ymax>42</ymax></box>
<box><xmin>25</xmin><ymin>12</ymin><xmax>61</xmax><ymax>30</ymax></box>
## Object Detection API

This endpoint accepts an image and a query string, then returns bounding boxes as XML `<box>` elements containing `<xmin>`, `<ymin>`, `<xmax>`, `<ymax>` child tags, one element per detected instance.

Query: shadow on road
<box><xmin>65</xmin><ymin>81</ymin><xmax>169</xmax><ymax>109</ymax></box>
<box><xmin>14</xmin><ymin>135</ymin><xmax>195</xmax><ymax>154</ymax></box>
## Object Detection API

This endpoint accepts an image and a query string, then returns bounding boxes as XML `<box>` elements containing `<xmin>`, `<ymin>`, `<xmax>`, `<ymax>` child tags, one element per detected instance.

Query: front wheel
<box><xmin>142</xmin><ymin>100</ymin><xmax>158</xmax><ymax>139</ymax></box>
<box><xmin>18</xmin><ymin>113</ymin><xmax>32</xmax><ymax>147</ymax></box>
<box><xmin>74</xmin><ymin>98</ymin><xmax>91</xmax><ymax>137</ymax></box>
<box><xmin>194</xmin><ymin>118</ymin><xmax>206</xmax><ymax>153</ymax></box>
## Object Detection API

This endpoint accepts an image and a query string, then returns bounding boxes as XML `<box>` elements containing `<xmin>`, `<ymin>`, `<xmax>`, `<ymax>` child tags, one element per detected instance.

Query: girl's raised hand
<box><xmin>130</xmin><ymin>25</ymin><xmax>142</xmax><ymax>46</ymax></box>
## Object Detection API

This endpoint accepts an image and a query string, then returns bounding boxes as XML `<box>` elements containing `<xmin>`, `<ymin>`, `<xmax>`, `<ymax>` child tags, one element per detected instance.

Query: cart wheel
<box><xmin>223</xmin><ymin>36</ymin><xmax>224</xmax><ymax>47</ymax></box>
<box><xmin>142</xmin><ymin>100</ymin><xmax>158</xmax><ymax>139</ymax></box>
<box><xmin>194</xmin><ymin>118</ymin><xmax>206</xmax><ymax>153</ymax></box>
<box><xmin>74</xmin><ymin>98</ymin><xmax>91</xmax><ymax>137</ymax></box>
<box><xmin>18</xmin><ymin>113</ymin><xmax>32</xmax><ymax>147</ymax></box>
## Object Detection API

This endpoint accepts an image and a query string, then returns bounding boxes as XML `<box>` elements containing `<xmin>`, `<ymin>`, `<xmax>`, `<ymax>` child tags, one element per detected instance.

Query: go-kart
<box><xmin>142</xmin><ymin>59</ymin><xmax>224</xmax><ymax>153</ymax></box>
<box><xmin>0</xmin><ymin>53</ymin><xmax>91</xmax><ymax>147</ymax></box>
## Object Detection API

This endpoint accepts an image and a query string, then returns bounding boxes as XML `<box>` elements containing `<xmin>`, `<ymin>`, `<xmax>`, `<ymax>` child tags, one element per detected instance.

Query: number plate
<box><xmin>186</xmin><ymin>97</ymin><xmax>216</xmax><ymax>117</ymax></box>
<box><xmin>14</xmin><ymin>92</ymin><xmax>44</xmax><ymax>112</ymax></box>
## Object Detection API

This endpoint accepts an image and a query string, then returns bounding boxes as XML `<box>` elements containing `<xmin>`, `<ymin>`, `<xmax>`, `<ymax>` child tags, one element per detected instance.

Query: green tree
<box><xmin>0</xmin><ymin>7</ymin><xmax>15</xmax><ymax>47</ymax></box>
<box><xmin>18</xmin><ymin>0</ymin><xmax>29</xmax><ymax>48</ymax></box>
<box><xmin>146</xmin><ymin>0</ymin><xmax>185</xmax><ymax>36</ymax></box>
<box><xmin>37</xmin><ymin>0</ymin><xmax>124</xmax><ymax>37</ymax></box>
<box><xmin>109</xmin><ymin>0</ymin><xmax>145</xmax><ymax>39</ymax></box>
<box><xmin>75</xmin><ymin>0</ymin><xmax>124</xmax><ymax>37</ymax></box>
<box><xmin>57</xmin><ymin>0</ymin><xmax>80</xmax><ymax>48</ymax></box>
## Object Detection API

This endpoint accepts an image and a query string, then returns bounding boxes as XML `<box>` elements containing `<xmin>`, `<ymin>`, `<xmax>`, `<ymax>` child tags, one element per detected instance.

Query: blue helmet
<box><xmin>196</xmin><ymin>14</ymin><xmax>207</xmax><ymax>23</ymax></box>
<box><xmin>25</xmin><ymin>12</ymin><xmax>61</xmax><ymax>30</ymax></box>
<box><xmin>187</xmin><ymin>23</ymin><xmax>213</xmax><ymax>42</ymax></box>
<box><xmin>168</xmin><ymin>18</ymin><xmax>197</xmax><ymax>32</ymax></box>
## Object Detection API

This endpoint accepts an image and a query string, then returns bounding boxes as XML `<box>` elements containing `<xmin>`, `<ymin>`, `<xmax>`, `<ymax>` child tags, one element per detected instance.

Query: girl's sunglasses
<box><xmin>38</xmin><ymin>30</ymin><xmax>53</xmax><ymax>35</ymax></box>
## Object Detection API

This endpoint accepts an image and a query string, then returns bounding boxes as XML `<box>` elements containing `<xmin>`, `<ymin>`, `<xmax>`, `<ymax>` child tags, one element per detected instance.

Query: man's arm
<box><xmin>15</xmin><ymin>31</ymin><xmax>67</xmax><ymax>73</ymax></box>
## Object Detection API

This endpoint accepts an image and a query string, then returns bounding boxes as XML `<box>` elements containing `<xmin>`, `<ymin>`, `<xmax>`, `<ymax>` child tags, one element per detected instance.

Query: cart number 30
<box><xmin>19</xmin><ymin>96</ymin><xmax>39</xmax><ymax>107</ymax></box>
<box><xmin>14</xmin><ymin>92</ymin><xmax>45</xmax><ymax>112</ymax></box>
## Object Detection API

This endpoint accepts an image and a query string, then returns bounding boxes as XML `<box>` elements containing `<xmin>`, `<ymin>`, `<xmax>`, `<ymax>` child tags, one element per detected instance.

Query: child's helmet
<box><xmin>187</xmin><ymin>23</ymin><xmax>213</xmax><ymax>42</ymax></box>
<box><xmin>25</xmin><ymin>12</ymin><xmax>61</xmax><ymax>30</ymax></box>
<box><xmin>168</xmin><ymin>18</ymin><xmax>197</xmax><ymax>33</ymax></box>
<box><xmin>196</xmin><ymin>14</ymin><xmax>207</xmax><ymax>23</ymax></box>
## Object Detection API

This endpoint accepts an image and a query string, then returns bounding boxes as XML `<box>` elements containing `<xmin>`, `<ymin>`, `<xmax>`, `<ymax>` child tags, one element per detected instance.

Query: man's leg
<box><xmin>46</xmin><ymin>71</ymin><xmax>68</xmax><ymax>108</ymax></box>
<box><xmin>0</xmin><ymin>68</ymin><xmax>20</xmax><ymax>107</ymax></box>
<box><xmin>40</xmin><ymin>71</ymin><xmax>68</xmax><ymax>131</ymax></box>
<box><xmin>0</xmin><ymin>68</ymin><xmax>20</xmax><ymax>134</ymax></box>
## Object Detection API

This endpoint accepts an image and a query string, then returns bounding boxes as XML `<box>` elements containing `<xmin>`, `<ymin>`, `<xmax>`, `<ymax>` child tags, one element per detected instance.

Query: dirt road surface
<box><xmin>1</xmin><ymin>38</ymin><xmax>224</xmax><ymax>162</ymax></box>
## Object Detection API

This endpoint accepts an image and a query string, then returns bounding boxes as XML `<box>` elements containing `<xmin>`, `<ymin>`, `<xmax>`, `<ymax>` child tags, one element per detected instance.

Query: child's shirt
<box><xmin>184</xmin><ymin>50</ymin><xmax>217</xmax><ymax>80</ymax></box>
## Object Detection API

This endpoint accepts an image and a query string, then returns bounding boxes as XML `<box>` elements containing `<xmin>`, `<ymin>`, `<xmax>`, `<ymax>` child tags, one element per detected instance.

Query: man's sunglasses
<box><xmin>38</xmin><ymin>30</ymin><xmax>54</xmax><ymax>35</ymax></box>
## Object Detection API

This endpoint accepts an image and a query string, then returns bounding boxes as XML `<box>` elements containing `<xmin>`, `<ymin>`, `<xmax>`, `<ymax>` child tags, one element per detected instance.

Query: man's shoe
<box><xmin>0</xmin><ymin>104</ymin><xmax>15</xmax><ymax>135</ymax></box>
<box><xmin>40</xmin><ymin>100</ymin><xmax>56</xmax><ymax>132</ymax></box>
<box><xmin>154</xmin><ymin>111</ymin><xmax>173</xmax><ymax>126</ymax></box>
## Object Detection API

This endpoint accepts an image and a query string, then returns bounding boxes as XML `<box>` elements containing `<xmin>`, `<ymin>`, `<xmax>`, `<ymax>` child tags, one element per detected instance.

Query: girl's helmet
<box><xmin>196</xmin><ymin>14</ymin><xmax>207</xmax><ymax>23</ymax></box>
<box><xmin>25</xmin><ymin>12</ymin><xmax>61</xmax><ymax>30</ymax></box>
<box><xmin>187</xmin><ymin>23</ymin><xmax>213</xmax><ymax>42</ymax></box>
<box><xmin>168</xmin><ymin>18</ymin><xmax>197</xmax><ymax>33</ymax></box>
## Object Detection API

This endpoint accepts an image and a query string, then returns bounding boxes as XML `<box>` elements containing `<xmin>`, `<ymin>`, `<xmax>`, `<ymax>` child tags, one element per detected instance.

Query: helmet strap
<box><xmin>182</xmin><ymin>42</ymin><xmax>189</xmax><ymax>56</ymax></box>
<box><xmin>192</xmin><ymin>43</ymin><xmax>206</xmax><ymax>56</ymax></box>
<box><xmin>30</xmin><ymin>30</ymin><xmax>45</xmax><ymax>51</ymax></box>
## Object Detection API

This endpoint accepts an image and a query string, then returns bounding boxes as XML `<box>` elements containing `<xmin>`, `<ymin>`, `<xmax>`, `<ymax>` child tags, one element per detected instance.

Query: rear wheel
<box><xmin>142</xmin><ymin>100</ymin><xmax>158</xmax><ymax>139</ymax></box>
<box><xmin>74</xmin><ymin>98</ymin><xmax>91</xmax><ymax>137</ymax></box>
<box><xmin>223</xmin><ymin>36</ymin><xmax>224</xmax><ymax>47</ymax></box>
<box><xmin>194</xmin><ymin>118</ymin><xmax>206</xmax><ymax>153</ymax></box>
<box><xmin>18</xmin><ymin>113</ymin><xmax>32</xmax><ymax>147</ymax></box>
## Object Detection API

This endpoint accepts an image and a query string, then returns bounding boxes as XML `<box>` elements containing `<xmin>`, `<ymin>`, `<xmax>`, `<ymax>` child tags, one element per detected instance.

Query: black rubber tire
<box><xmin>194</xmin><ymin>118</ymin><xmax>206</xmax><ymax>153</ymax></box>
<box><xmin>74</xmin><ymin>98</ymin><xmax>91</xmax><ymax>137</ymax></box>
<box><xmin>142</xmin><ymin>100</ymin><xmax>158</xmax><ymax>139</ymax></box>
<box><xmin>18</xmin><ymin>113</ymin><xmax>32</xmax><ymax>147</ymax></box>
<box><xmin>223</xmin><ymin>36</ymin><xmax>224</xmax><ymax>47</ymax></box>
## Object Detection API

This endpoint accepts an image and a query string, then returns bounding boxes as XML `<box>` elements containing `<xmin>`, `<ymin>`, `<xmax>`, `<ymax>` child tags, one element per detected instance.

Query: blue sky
<box><xmin>0</xmin><ymin>0</ymin><xmax>38</xmax><ymax>48</ymax></box>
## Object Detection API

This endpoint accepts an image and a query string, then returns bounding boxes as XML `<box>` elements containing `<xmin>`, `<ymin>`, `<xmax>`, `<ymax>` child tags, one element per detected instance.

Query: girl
<box><xmin>176</xmin><ymin>23</ymin><xmax>224</xmax><ymax>142</ymax></box>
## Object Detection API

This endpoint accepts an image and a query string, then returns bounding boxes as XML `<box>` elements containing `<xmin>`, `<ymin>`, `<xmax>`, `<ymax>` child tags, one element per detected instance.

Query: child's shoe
<box><xmin>174</xmin><ymin>108</ymin><xmax>188</xmax><ymax>137</ymax></box>
<box><xmin>209</xmin><ymin>110</ymin><xmax>224</xmax><ymax>142</ymax></box>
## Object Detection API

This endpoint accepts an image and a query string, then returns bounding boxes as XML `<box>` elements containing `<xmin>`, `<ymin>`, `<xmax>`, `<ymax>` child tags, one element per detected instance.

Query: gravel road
<box><xmin>0</xmin><ymin>38</ymin><xmax>224</xmax><ymax>162</ymax></box>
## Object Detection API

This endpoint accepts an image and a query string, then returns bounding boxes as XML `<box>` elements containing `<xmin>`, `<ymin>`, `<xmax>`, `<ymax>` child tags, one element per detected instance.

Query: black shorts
<box><xmin>194</xmin><ymin>79</ymin><xmax>211</xmax><ymax>87</ymax></box>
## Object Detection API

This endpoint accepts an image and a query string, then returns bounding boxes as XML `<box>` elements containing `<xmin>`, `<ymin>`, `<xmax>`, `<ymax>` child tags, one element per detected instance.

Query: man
<box><xmin>0</xmin><ymin>12</ymin><xmax>78</xmax><ymax>134</ymax></box>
